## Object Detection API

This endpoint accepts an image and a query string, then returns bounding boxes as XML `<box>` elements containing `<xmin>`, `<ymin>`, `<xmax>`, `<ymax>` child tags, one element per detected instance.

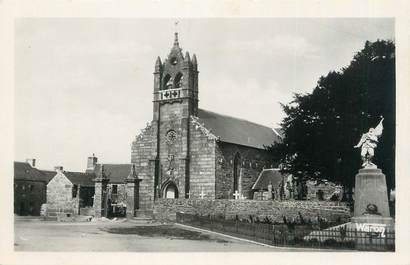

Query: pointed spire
<box><xmin>126</xmin><ymin>164</ymin><xmax>138</xmax><ymax>182</ymax></box>
<box><xmin>184</xmin><ymin>51</ymin><xmax>190</xmax><ymax>62</ymax></box>
<box><xmin>169</xmin><ymin>31</ymin><xmax>183</xmax><ymax>58</ymax></box>
<box><xmin>192</xmin><ymin>54</ymin><xmax>197</xmax><ymax>64</ymax></box>
<box><xmin>155</xmin><ymin>56</ymin><xmax>162</xmax><ymax>71</ymax></box>
<box><xmin>192</xmin><ymin>54</ymin><xmax>197</xmax><ymax>69</ymax></box>
<box><xmin>174</xmin><ymin>32</ymin><xmax>179</xmax><ymax>47</ymax></box>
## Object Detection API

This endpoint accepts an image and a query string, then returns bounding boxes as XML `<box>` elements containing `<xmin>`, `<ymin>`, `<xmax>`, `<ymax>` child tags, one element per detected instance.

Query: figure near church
<box><xmin>354</xmin><ymin>117</ymin><xmax>384</xmax><ymax>168</ymax></box>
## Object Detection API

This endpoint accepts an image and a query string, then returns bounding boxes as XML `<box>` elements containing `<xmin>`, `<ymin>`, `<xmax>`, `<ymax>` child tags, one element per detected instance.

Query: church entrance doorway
<box><xmin>163</xmin><ymin>182</ymin><xmax>179</xmax><ymax>199</ymax></box>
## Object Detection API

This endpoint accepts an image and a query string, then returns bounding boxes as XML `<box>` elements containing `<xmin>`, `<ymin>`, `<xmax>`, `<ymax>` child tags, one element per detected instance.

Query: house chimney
<box><xmin>54</xmin><ymin>166</ymin><xmax>63</xmax><ymax>172</ymax></box>
<box><xmin>87</xmin><ymin>153</ymin><xmax>98</xmax><ymax>171</ymax></box>
<box><xmin>26</xmin><ymin>158</ymin><xmax>36</xmax><ymax>168</ymax></box>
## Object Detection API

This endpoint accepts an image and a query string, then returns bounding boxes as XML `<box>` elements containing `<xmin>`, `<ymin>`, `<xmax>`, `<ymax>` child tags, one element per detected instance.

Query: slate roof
<box><xmin>63</xmin><ymin>171</ymin><xmax>96</xmax><ymax>186</ymax></box>
<box><xmin>41</xmin><ymin>170</ymin><xmax>58</xmax><ymax>181</ymax></box>
<box><xmin>93</xmin><ymin>164</ymin><xmax>131</xmax><ymax>184</ymax></box>
<box><xmin>197</xmin><ymin>109</ymin><xmax>281</xmax><ymax>149</ymax></box>
<box><xmin>14</xmin><ymin>162</ymin><xmax>54</xmax><ymax>183</ymax></box>
<box><xmin>252</xmin><ymin>168</ymin><xmax>286</xmax><ymax>190</ymax></box>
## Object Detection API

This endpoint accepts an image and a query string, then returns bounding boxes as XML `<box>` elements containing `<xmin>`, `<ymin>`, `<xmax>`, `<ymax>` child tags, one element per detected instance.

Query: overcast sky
<box><xmin>14</xmin><ymin>18</ymin><xmax>394</xmax><ymax>171</ymax></box>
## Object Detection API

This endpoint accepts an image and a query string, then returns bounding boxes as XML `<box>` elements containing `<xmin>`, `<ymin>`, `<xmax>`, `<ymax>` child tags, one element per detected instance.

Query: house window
<box><xmin>29</xmin><ymin>184</ymin><xmax>34</xmax><ymax>192</ymax></box>
<box><xmin>110</xmin><ymin>185</ymin><xmax>118</xmax><ymax>204</ymax></box>
<box><xmin>72</xmin><ymin>185</ymin><xmax>78</xmax><ymax>198</ymax></box>
<box><xmin>112</xmin><ymin>185</ymin><xmax>118</xmax><ymax>194</ymax></box>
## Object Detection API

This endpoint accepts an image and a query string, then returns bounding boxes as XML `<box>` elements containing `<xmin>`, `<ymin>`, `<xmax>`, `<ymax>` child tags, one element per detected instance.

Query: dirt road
<box><xmin>15</xmin><ymin>217</ymin><xmax>293</xmax><ymax>252</ymax></box>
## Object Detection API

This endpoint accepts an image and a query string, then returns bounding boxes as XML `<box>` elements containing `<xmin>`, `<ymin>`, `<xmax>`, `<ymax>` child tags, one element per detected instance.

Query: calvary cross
<box><xmin>200</xmin><ymin>188</ymin><xmax>205</xmax><ymax>199</ymax></box>
<box><xmin>233</xmin><ymin>190</ymin><xmax>241</xmax><ymax>200</ymax></box>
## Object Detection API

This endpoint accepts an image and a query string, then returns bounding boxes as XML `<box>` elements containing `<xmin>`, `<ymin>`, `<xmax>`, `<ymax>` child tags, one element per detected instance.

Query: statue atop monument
<box><xmin>354</xmin><ymin>117</ymin><xmax>384</xmax><ymax>168</ymax></box>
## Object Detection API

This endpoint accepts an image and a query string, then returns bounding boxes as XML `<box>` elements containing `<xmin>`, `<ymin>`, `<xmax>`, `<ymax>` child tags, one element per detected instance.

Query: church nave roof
<box><xmin>197</xmin><ymin>109</ymin><xmax>282</xmax><ymax>149</ymax></box>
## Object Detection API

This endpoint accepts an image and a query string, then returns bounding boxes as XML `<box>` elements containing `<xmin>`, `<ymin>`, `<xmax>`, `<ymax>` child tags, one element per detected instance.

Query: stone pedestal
<box><xmin>93</xmin><ymin>177</ymin><xmax>109</xmax><ymax>218</ymax></box>
<box><xmin>350</xmin><ymin>168</ymin><xmax>394</xmax><ymax>250</ymax></box>
<box><xmin>125</xmin><ymin>164</ymin><xmax>141</xmax><ymax>218</ymax></box>
<box><xmin>126</xmin><ymin>177</ymin><xmax>140</xmax><ymax>218</ymax></box>
<box><xmin>352</xmin><ymin>215</ymin><xmax>394</xmax><ymax>225</ymax></box>
<box><xmin>353</xmin><ymin>168</ymin><xmax>391</xmax><ymax>218</ymax></box>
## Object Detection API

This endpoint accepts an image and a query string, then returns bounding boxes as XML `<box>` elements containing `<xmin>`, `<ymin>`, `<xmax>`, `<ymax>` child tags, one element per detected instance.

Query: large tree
<box><xmin>269</xmin><ymin>40</ymin><xmax>395</xmax><ymax>193</ymax></box>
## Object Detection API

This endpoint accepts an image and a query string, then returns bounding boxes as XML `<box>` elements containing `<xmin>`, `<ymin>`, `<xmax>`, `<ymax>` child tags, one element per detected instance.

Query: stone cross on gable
<box><xmin>233</xmin><ymin>190</ymin><xmax>241</xmax><ymax>200</ymax></box>
<box><xmin>200</xmin><ymin>187</ymin><xmax>205</xmax><ymax>199</ymax></box>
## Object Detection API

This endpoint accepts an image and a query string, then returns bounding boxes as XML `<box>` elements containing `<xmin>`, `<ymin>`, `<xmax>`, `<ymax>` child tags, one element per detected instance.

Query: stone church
<box><xmin>119</xmin><ymin>33</ymin><xmax>282</xmax><ymax>217</ymax></box>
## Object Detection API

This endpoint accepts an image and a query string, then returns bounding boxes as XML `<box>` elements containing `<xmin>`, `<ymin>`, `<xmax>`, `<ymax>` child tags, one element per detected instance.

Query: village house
<box><xmin>45</xmin><ymin>167</ymin><xmax>95</xmax><ymax>218</ymax></box>
<box><xmin>251</xmin><ymin>168</ymin><xmax>286</xmax><ymax>200</ymax></box>
<box><xmin>41</xmin><ymin>155</ymin><xmax>132</xmax><ymax>218</ymax></box>
<box><xmin>14</xmin><ymin>160</ymin><xmax>53</xmax><ymax>216</ymax></box>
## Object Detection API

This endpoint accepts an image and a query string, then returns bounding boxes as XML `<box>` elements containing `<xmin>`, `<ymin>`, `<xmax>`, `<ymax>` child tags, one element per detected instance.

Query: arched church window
<box><xmin>233</xmin><ymin>152</ymin><xmax>241</xmax><ymax>192</ymax></box>
<box><xmin>162</xmin><ymin>74</ymin><xmax>173</xmax><ymax>90</ymax></box>
<box><xmin>174</xmin><ymin>73</ymin><xmax>183</xmax><ymax>88</ymax></box>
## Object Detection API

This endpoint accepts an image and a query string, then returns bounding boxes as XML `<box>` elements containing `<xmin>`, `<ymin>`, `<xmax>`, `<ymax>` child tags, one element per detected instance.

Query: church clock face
<box><xmin>166</xmin><ymin>130</ymin><xmax>177</xmax><ymax>144</ymax></box>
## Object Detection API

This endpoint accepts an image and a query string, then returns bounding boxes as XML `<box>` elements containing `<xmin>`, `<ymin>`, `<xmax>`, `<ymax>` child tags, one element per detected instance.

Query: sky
<box><xmin>14</xmin><ymin>18</ymin><xmax>394</xmax><ymax>172</ymax></box>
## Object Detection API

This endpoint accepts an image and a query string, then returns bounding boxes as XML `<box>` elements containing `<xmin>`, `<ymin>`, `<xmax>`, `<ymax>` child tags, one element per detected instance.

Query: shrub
<box><xmin>324</xmin><ymin>238</ymin><xmax>338</xmax><ymax>246</ymax></box>
<box><xmin>307</xmin><ymin>238</ymin><xmax>319</xmax><ymax>244</ymax></box>
<box><xmin>298</xmin><ymin>212</ymin><xmax>306</xmax><ymax>224</ymax></box>
<box><xmin>262</xmin><ymin>216</ymin><xmax>273</xmax><ymax>224</ymax></box>
<box><xmin>248</xmin><ymin>215</ymin><xmax>254</xmax><ymax>223</ymax></box>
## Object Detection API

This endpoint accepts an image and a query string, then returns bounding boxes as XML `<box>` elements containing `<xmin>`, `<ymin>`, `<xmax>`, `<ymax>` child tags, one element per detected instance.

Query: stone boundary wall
<box><xmin>153</xmin><ymin>199</ymin><xmax>351</xmax><ymax>223</ymax></box>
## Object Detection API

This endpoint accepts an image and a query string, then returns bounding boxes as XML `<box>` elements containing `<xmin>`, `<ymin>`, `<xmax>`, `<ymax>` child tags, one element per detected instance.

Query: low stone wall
<box><xmin>80</xmin><ymin>207</ymin><xmax>95</xmax><ymax>216</ymax></box>
<box><xmin>41</xmin><ymin>204</ymin><xmax>75</xmax><ymax>220</ymax></box>
<box><xmin>153</xmin><ymin>199</ymin><xmax>351</xmax><ymax>223</ymax></box>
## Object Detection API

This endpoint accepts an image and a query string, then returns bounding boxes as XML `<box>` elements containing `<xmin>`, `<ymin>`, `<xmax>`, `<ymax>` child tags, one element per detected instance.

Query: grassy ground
<box><xmin>102</xmin><ymin>225</ymin><xmax>229</xmax><ymax>243</ymax></box>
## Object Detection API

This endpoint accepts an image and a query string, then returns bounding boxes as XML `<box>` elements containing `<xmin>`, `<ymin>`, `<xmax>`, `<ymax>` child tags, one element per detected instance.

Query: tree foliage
<box><xmin>269</xmin><ymin>40</ymin><xmax>395</xmax><ymax>191</ymax></box>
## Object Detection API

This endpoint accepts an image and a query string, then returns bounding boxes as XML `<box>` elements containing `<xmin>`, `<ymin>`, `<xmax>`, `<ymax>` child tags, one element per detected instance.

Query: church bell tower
<box><xmin>152</xmin><ymin>32</ymin><xmax>199</xmax><ymax>199</ymax></box>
